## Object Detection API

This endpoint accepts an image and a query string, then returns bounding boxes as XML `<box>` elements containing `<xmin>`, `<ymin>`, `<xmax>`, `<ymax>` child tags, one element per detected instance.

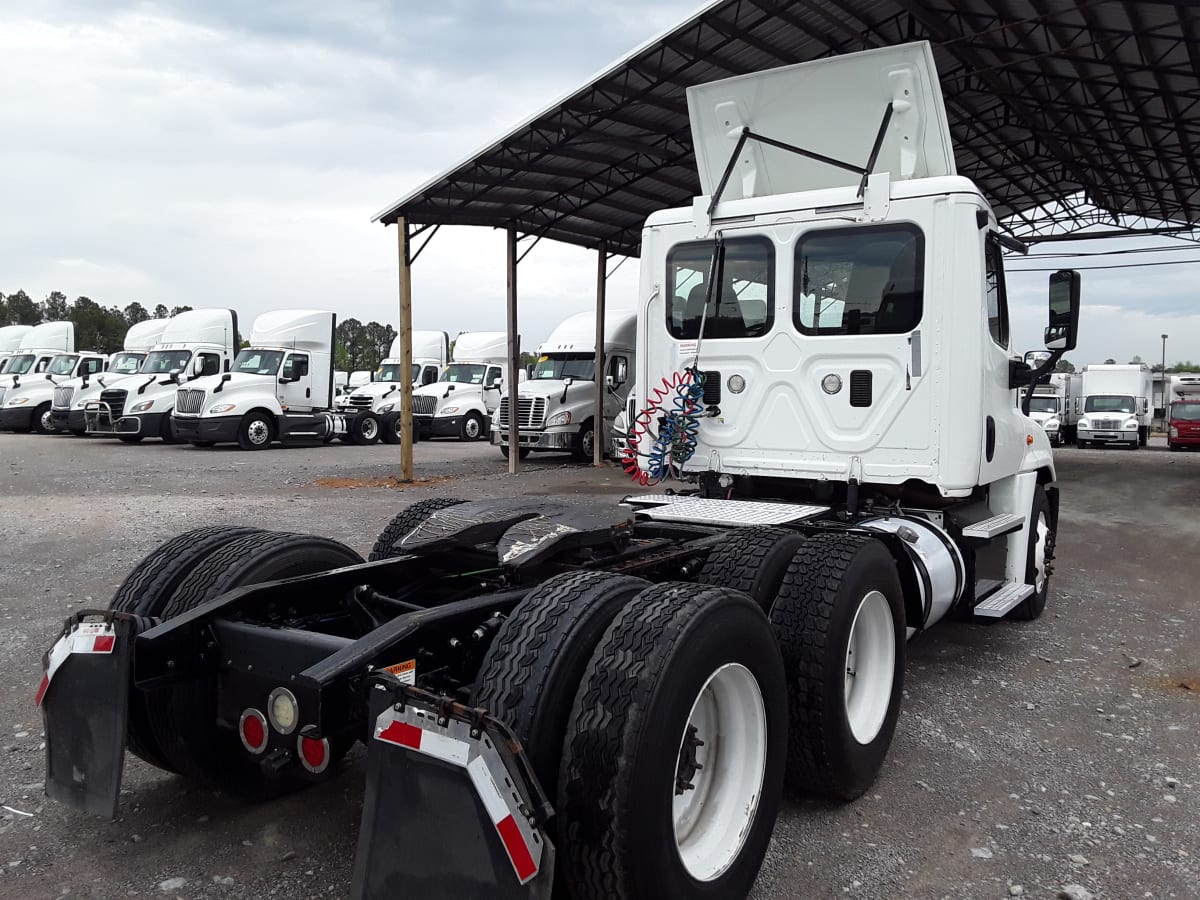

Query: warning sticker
<box><xmin>383</xmin><ymin>659</ymin><xmax>416</xmax><ymax>685</ymax></box>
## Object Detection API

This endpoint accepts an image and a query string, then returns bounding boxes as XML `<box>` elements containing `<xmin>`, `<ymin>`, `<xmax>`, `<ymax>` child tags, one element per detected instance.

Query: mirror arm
<box><xmin>1014</xmin><ymin>349</ymin><xmax>1065</xmax><ymax>415</ymax></box>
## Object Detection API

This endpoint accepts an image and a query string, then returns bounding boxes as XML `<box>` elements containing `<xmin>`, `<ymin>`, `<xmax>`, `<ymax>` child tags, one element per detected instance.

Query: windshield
<box><xmin>533</xmin><ymin>353</ymin><xmax>595</xmax><ymax>381</ymax></box>
<box><xmin>377</xmin><ymin>363</ymin><xmax>410</xmax><ymax>383</ymax></box>
<box><xmin>110</xmin><ymin>352</ymin><xmax>145</xmax><ymax>375</ymax></box>
<box><xmin>142</xmin><ymin>349</ymin><xmax>193</xmax><ymax>374</ymax></box>
<box><xmin>4</xmin><ymin>354</ymin><xmax>35</xmax><ymax>375</ymax></box>
<box><xmin>1172</xmin><ymin>402</ymin><xmax>1200</xmax><ymax>422</ymax></box>
<box><xmin>48</xmin><ymin>355</ymin><xmax>80</xmax><ymax>376</ymax></box>
<box><xmin>1084</xmin><ymin>395</ymin><xmax>1134</xmax><ymax>414</ymax></box>
<box><xmin>440</xmin><ymin>363</ymin><xmax>486</xmax><ymax>385</ymax></box>
<box><xmin>232</xmin><ymin>349</ymin><xmax>284</xmax><ymax>376</ymax></box>
<box><xmin>1028</xmin><ymin>397</ymin><xmax>1059</xmax><ymax>414</ymax></box>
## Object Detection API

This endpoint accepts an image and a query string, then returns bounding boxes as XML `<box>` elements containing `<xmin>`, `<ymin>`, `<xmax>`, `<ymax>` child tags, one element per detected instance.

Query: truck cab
<box><xmin>0</xmin><ymin>325</ymin><xmax>33</xmax><ymax>374</ymax></box>
<box><xmin>492</xmin><ymin>310</ymin><xmax>636</xmax><ymax>461</ymax></box>
<box><xmin>0</xmin><ymin>349</ymin><xmax>106</xmax><ymax>435</ymax></box>
<box><xmin>1076</xmin><ymin>363</ymin><xmax>1151</xmax><ymax>448</ymax></box>
<box><xmin>84</xmin><ymin>309</ymin><xmax>238</xmax><ymax>444</ymax></box>
<box><xmin>336</xmin><ymin>330</ymin><xmax>450</xmax><ymax>423</ymax></box>
<box><xmin>413</xmin><ymin>331</ymin><xmax>514</xmax><ymax>441</ymax></box>
<box><xmin>51</xmin><ymin>318</ymin><xmax>170</xmax><ymax>435</ymax></box>
<box><xmin>0</xmin><ymin>322</ymin><xmax>79</xmax><ymax>433</ymax></box>
<box><xmin>1168</xmin><ymin>374</ymin><xmax>1200</xmax><ymax>450</ymax></box>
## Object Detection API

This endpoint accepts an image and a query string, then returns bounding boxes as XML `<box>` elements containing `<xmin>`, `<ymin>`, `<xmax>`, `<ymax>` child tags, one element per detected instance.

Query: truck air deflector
<box><xmin>624</xmin><ymin>495</ymin><xmax>828</xmax><ymax>526</ymax></box>
<box><xmin>40</xmin><ymin>612</ymin><xmax>138</xmax><ymax>818</ymax></box>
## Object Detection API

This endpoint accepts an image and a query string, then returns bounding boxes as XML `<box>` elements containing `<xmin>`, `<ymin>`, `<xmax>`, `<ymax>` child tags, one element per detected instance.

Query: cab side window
<box><xmin>422</xmin><ymin>365</ymin><xmax>438</xmax><ymax>386</ymax></box>
<box><xmin>985</xmin><ymin>235</ymin><xmax>1010</xmax><ymax>348</ymax></box>
<box><xmin>282</xmin><ymin>354</ymin><xmax>309</xmax><ymax>380</ymax></box>
<box><xmin>485</xmin><ymin>366</ymin><xmax>502</xmax><ymax>388</ymax></box>
<box><xmin>83</xmin><ymin>358</ymin><xmax>104</xmax><ymax>375</ymax></box>
<box><xmin>198</xmin><ymin>353</ymin><xmax>221</xmax><ymax>377</ymax></box>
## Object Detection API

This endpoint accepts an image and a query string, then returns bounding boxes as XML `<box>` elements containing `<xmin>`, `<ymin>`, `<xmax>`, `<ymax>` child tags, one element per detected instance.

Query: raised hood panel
<box><xmin>687</xmin><ymin>41</ymin><xmax>954</xmax><ymax>201</ymax></box>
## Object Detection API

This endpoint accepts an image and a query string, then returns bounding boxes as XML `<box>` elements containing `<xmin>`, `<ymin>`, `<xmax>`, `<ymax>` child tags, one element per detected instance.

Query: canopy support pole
<box><xmin>395</xmin><ymin>217</ymin><xmax>414</xmax><ymax>483</ymax></box>
<box><xmin>506</xmin><ymin>227</ymin><xmax>520</xmax><ymax>474</ymax></box>
<box><xmin>593</xmin><ymin>243</ymin><xmax>607</xmax><ymax>467</ymax></box>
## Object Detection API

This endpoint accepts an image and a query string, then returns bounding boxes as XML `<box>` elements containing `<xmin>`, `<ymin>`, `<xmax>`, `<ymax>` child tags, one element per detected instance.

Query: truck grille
<box><xmin>349</xmin><ymin>395</ymin><xmax>374</xmax><ymax>409</ymax></box>
<box><xmin>1092</xmin><ymin>418</ymin><xmax>1120</xmax><ymax>430</ymax></box>
<box><xmin>413</xmin><ymin>395</ymin><xmax>438</xmax><ymax>417</ymax></box>
<box><xmin>100</xmin><ymin>388</ymin><xmax>128</xmax><ymax>419</ymax></box>
<box><xmin>497</xmin><ymin>396</ymin><xmax>548</xmax><ymax>429</ymax></box>
<box><xmin>175</xmin><ymin>388</ymin><xmax>205</xmax><ymax>415</ymax></box>
<box><xmin>53</xmin><ymin>386</ymin><xmax>75</xmax><ymax>409</ymax></box>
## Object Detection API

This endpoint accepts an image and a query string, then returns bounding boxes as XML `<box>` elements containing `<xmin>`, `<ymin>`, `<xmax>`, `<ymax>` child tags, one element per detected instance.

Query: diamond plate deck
<box><xmin>632</xmin><ymin>497</ymin><xmax>827</xmax><ymax>527</ymax></box>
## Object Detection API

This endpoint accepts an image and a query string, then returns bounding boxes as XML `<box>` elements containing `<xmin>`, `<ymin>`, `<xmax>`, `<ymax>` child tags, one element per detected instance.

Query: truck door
<box><xmin>976</xmin><ymin>234</ymin><xmax>1025</xmax><ymax>484</ymax></box>
<box><xmin>280</xmin><ymin>353</ymin><xmax>313</xmax><ymax>411</ymax></box>
<box><xmin>483</xmin><ymin>365</ymin><xmax>503</xmax><ymax>412</ymax></box>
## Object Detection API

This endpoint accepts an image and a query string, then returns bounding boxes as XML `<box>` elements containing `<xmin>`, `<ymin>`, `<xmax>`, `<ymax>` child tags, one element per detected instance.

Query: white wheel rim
<box><xmin>248</xmin><ymin>420</ymin><xmax>270</xmax><ymax>445</ymax></box>
<box><xmin>465</xmin><ymin>417</ymin><xmax>479</xmax><ymax>438</ymax></box>
<box><xmin>1033</xmin><ymin>511</ymin><xmax>1049</xmax><ymax>591</ymax></box>
<box><xmin>582</xmin><ymin>429</ymin><xmax>594</xmax><ymax>456</ymax></box>
<box><xmin>844</xmin><ymin>591</ymin><xmax>895</xmax><ymax>745</ymax></box>
<box><xmin>41</xmin><ymin>411</ymin><xmax>54</xmax><ymax>430</ymax></box>
<box><xmin>363</xmin><ymin>418</ymin><xmax>378</xmax><ymax>440</ymax></box>
<box><xmin>672</xmin><ymin>662</ymin><xmax>767</xmax><ymax>882</ymax></box>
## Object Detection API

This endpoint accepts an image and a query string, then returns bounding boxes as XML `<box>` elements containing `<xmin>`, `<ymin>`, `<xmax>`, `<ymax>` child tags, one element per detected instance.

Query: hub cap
<box><xmin>247</xmin><ymin>419</ymin><xmax>270</xmax><ymax>445</ymax></box>
<box><xmin>40</xmin><ymin>410</ymin><xmax>55</xmax><ymax>431</ymax></box>
<box><xmin>672</xmin><ymin>663</ymin><xmax>766</xmax><ymax>882</ymax></box>
<box><xmin>844</xmin><ymin>590</ymin><xmax>895</xmax><ymax>745</ymax></box>
<box><xmin>581</xmin><ymin>427</ymin><xmax>594</xmax><ymax>457</ymax></box>
<box><xmin>362</xmin><ymin>418</ymin><xmax>378</xmax><ymax>440</ymax></box>
<box><xmin>464</xmin><ymin>417</ymin><xmax>480</xmax><ymax>439</ymax></box>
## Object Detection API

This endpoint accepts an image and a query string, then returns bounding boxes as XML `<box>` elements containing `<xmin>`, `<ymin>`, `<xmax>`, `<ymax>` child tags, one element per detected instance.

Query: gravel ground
<box><xmin>0</xmin><ymin>432</ymin><xmax>1196</xmax><ymax>899</ymax></box>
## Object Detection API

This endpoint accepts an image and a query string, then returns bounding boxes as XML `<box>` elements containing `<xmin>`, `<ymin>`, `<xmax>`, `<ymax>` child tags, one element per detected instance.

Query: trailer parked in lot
<box><xmin>0</xmin><ymin>322</ymin><xmax>77</xmax><ymax>428</ymax></box>
<box><xmin>1167</xmin><ymin>374</ymin><xmax>1200</xmax><ymax>450</ymax></box>
<box><xmin>84</xmin><ymin>309</ymin><xmax>238</xmax><ymax>443</ymax></box>
<box><xmin>172</xmin><ymin>310</ymin><xmax>383</xmax><ymax>449</ymax></box>
<box><xmin>412</xmin><ymin>330</ymin><xmax>516</xmax><ymax>440</ymax></box>
<box><xmin>38</xmin><ymin>44</ymin><xmax>1077</xmax><ymax>900</ymax></box>
<box><xmin>1077</xmin><ymin>363</ymin><xmax>1152</xmax><ymax>448</ymax></box>
<box><xmin>336</xmin><ymin>331</ymin><xmax>450</xmax><ymax>442</ymax></box>
<box><xmin>50</xmin><ymin>318</ymin><xmax>171</xmax><ymax>436</ymax></box>
<box><xmin>492</xmin><ymin>310</ymin><xmax>635</xmax><ymax>461</ymax></box>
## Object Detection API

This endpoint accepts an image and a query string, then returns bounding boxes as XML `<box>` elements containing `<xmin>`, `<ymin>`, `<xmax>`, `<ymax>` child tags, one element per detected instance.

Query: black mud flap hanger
<box><xmin>351</xmin><ymin>679</ymin><xmax>555</xmax><ymax>900</ymax></box>
<box><xmin>38</xmin><ymin>609</ymin><xmax>143</xmax><ymax>819</ymax></box>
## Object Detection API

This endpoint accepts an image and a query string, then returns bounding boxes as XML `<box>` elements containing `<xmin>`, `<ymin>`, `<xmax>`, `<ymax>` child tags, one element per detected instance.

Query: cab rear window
<box><xmin>666</xmin><ymin>237</ymin><xmax>774</xmax><ymax>340</ymax></box>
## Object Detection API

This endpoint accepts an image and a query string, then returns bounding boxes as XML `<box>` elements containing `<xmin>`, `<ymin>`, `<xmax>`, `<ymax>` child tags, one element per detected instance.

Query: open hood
<box><xmin>687</xmin><ymin>41</ymin><xmax>954</xmax><ymax>201</ymax></box>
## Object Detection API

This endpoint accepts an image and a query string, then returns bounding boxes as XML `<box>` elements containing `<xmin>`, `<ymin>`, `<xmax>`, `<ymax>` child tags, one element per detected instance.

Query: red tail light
<box><xmin>298</xmin><ymin>735</ymin><xmax>330</xmax><ymax>774</ymax></box>
<box><xmin>239</xmin><ymin>709</ymin><xmax>268</xmax><ymax>754</ymax></box>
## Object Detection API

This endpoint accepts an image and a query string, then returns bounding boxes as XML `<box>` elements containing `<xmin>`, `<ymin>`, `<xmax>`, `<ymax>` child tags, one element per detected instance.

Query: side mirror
<box><xmin>489</xmin><ymin>376</ymin><xmax>502</xmax><ymax>389</ymax></box>
<box><xmin>1045</xmin><ymin>270</ymin><xmax>1081</xmax><ymax>351</ymax></box>
<box><xmin>1137</xmin><ymin>397</ymin><xmax>1149</xmax><ymax>415</ymax></box>
<box><xmin>612</xmin><ymin>358</ymin><xmax>628</xmax><ymax>386</ymax></box>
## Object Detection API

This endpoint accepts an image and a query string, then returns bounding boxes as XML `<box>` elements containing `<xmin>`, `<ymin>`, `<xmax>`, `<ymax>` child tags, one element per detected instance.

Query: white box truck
<box><xmin>491</xmin><ymin>310</ymin><xmax>636</xmax><ymax>460</ymax></box>
<box><xmin>84</xmin><ymin>308</ymin><xmax>239</xmax><ymax>443</ymax></box>
<box><xmin>50</xmin><ymin>318</ymin><xmax>171</xmax><ymax>436</ymax></box>
<box><xmin>336</xmin><ymin>331</ymin><xmax>450</xmax><ymax>441</ymax></box>
<box><xmin>0</xmin><ymin>325</ymin><xmax>33</xmax><ymax>373</ymax></box>
<box><xmin>172</xmin><ymin>309</ymin><xmax>383</xmax><ymax>449</ymax></box>
<box><xmin>38</xmin><ymin>44</ymin><xmax>1082</xmax><ymax>900</ymax></box>
<box><xmin>1018</xmin><ymin>372</ymin><xmax>1080</xmax><ymax>446</ymax></box>
<box><xmin>0</xmin><ymin>322</ymin><xmax>78</xmax><ymax>431</ymax></box>
<box><xmin>1077</xmin><ymin>363</ymin><xmax>1152</xmax><ymax>448</ymax></box>
<box><xmin>412</xmin><ymin>331</ymin><xmax>516</xmax><ymax>441</ymax></box>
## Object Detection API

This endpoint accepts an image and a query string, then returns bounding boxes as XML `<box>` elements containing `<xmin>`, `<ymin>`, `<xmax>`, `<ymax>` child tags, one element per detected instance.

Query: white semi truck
<box><xmin>50</xmin><ymin>318</ymin><xmax>171</xmax><ymax>436</ymax></box>
<box><xmin>491</xmin><ymin>310</ymin><xmax>636</xmax><ymax>461</ymax></box>
<box><xmin>0</xmin><ymin>325</ymin><xmax>33</xmax><ymax>373</ymax></box>
<box><xmin>412</xmin><ymin>331</ymin><xmax>516</xmax><ymax>440</ymax></box>
<box><xmin>1019</xmin><ymin>372</ymin><xmax>1081</xmax><ymax>446</ymax></box>
<box><xmin>84</xmin><ymin>308</ymin><xmax>239</xmax><ymax>444</ymax></box>
<box><xmin>1076</xmin><ymin>363</ymin><xmax>1152</xmax><ymax>448</ymax></box>
<box><xmin>336</xmin><ymin>331</ymin><xmax>450</xmax><ymax>442</ymax></box>
<box><xmin>38</xmin><ymin>44</ymin><xmax>1079</xmax><ymax>900</ymax></box>
<box><xmin>172</xmin><ymin>309</ymin><xmax>385</xmax><ymax>449</ymax></box>
<box><xmin>0</xmin><ymin>322</ymin><xmax>77</xmax><ymax>431</ymax></box>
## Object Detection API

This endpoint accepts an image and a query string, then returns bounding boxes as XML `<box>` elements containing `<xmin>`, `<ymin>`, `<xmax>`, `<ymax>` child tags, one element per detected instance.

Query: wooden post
<box><xmin>396</xmin><ymin>217</ymin><xmax>414</xmax><ymax>483</ymax></box>
<box><xmin>593</xmin><ymin>242</ymin><xmax>607</xmax><ymax>466</ymax></box>
<box><xmin>506</xmin><ymin>227</ymin><xmax>520</xmax><ymax>474</ymax></box>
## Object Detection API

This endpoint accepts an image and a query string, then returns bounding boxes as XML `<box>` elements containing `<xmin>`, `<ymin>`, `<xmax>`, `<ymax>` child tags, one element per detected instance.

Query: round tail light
<box><xmin>239</xmin><ymin>709</ymin><xmax>269</xmax><ymax>754</ymax></box>
<box><xmin>298</xmin><ymin>735</ymin><xmax>331</xmax><ymax>774</ymax></box>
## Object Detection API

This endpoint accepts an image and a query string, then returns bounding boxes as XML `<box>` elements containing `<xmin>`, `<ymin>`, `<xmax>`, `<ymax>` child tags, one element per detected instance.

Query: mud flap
<box><xmin>38</xmin><ymin>612</ymin><xmax>136</xmax><ymax>818</ymax></box>
<box><xmin>351</xmin><ymin>681</ymin><xmax>554</xmax><ymax>900</ymax></box>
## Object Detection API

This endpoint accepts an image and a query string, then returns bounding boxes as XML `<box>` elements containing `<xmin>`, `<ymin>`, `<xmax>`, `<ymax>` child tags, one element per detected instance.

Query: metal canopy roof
<box><xmin>375</xmin><ymin>0</ymin><xmax>1200</xmax><ymax>257</ymax></box>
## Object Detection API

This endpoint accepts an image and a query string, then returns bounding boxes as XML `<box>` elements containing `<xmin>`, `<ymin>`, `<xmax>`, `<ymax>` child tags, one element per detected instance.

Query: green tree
<box><xmin>40</xmin><ymin>290</ymin><xmax>70</xmax><ymax>321</ymax></box>
<box><xmin>363</xmin><ymin>321</ymin><xmax>398</xmax><ymax>370</ymax></box>
<box><xmin>1129</xmin><ymin>354</ymin><xmax>1143</xmax><ymax>365</ymax></box>
<box><xmin>336</xmin><ymin>318</ymin><xmax>368</xmax><ymax>370</ymax></box>
<box><xmin>153</xmin><ymin>304</ymin><xmax>170</xmax><ymax>319</ymax></box>
<box><xmin>4</xmin><ymin>289</ymin><xmax>39</xmax><ymax>325</ymax></box>
<box><xmin>170</xmin><ymin>305</ymin><xmax>193</xmax><ymax>316</ymax></box>
<box><xmin>1104</xmin><ymin>358</ymin><xmax>1116</xmax><ymax>365</ymax></box>
<box><xmin>124</xmin><ymin>302</ymin><xmax>150</xmax><ymax>325</ymax></box>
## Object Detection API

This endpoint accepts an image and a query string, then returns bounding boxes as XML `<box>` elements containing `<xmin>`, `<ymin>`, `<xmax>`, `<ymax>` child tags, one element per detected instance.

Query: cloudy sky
<box><xmin>2</xmin><ymin>0</ymin><xmax>1197</xmax><ymax>367</ymax></box>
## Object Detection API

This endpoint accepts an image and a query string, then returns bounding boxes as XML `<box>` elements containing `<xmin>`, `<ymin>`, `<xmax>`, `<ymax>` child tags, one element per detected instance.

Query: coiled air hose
<box><xmin>621</xmin><ymin>367</ymin><xmax>707</xmax><ymax>486</ymax></box>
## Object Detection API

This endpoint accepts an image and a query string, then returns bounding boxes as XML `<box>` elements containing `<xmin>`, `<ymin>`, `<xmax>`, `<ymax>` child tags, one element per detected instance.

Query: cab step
<box><xmin>962</xmin><ymin>513</ymin><xmax>1024</xmax><ymax>540</ymax></box>
<box><xmin>973</xmin><ymin>581</ymin><xmax>1034</xmax><ymax>618</ymax></box>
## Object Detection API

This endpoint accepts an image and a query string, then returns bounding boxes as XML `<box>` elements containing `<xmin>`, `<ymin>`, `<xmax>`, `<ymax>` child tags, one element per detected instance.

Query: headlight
<box><xmin>1045</xmin><ymin>419</ymin><xmax>1060</xmax><ymax>429</ymax></box>
<box><xmin>1078</xmin><ymin>419</ymin><xmax>1089</xmax><ymax>429</ymax></box>
<box><xmin>8</xmin><ymin>397</ymin><xmax>29</xmax><ymax>406</ymax></box>
<box><xmin>209</xmin><ymin>404</ymin><xmax>236</xmax><ymax>414</ymax></box>
<box><xmin>546</xmin><ymin>411</ymin><xmax>572</xmax><ymax>427</ymax></box>
<box><xmin>1124</xmin><ymin>420</ymin><xmax>1137</xmax><ymax>430</ymax></box>
<box><xmin>439</xmin><ymin>405</ymin><xmax>460</xmax><ymax>415</ymax></box>
<box><xmin>1170</xmin><ymin>426</ymin><xmax>1179</xmax><ymax>437</ymax></box>
<box><xmin>130</xmin><ymin>400</ymin><xmax>155</xmax><ymax>413</ymax></box>
<box><xmin>377</xmin><ymin>403</ymin><xmax>394</xmax><ymax>414</ymax></box>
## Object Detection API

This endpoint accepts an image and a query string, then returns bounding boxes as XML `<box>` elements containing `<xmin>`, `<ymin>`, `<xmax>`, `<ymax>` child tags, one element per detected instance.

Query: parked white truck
<box><xmin>1076</xmin><ymin>363</ymin><xmax>1152</xmax><ymax>448</ymax></box>
<box><xmin>0</xmin><ymin>322</ymin><xmax>78</xmax><ymax>432</ymax></box>
<box><xmin>38</xmin><ymin>44</ymin><xmax>1080</xmax><ymax>900</ymax></box>
<box><xmin>84</xmin><ymin>308</ymin><xmax>239</xmax><ymax>444</ymax></box>
<box><xmin>0</xmin><ymin>325</ymin><xmax>33</xmax><ymax>373</ymax></box>
<box><xmin>492</xmin><ymin>310</ymin><xmax>635</xmax><ymax>460</ymax></box>
<box><xmin>172</xmin><ymin>310</ymin><xmax>383</xmax><ymax>449</ymax></box>
<box><xmin>50</xmin><ymin>318</ymin><xmax>171</xmax><ymax>436</ymax></box>
<box><xmin>1019</xmin><ymin>372</ymin><xmax>1081</xmax><ymax>446</ymax></box>
<box><xmin>412</xmin><ymin>331</ymin><xmax>515</xmax><ymax>440</ymax></box>
<box><xmin>1167</xmin><ymin>373</ymin><xmax>1200</xmax><ymax>451</ymax></box>
<box><xmin>0</xmin><ymin>326</ymin><xmax>106</xmax><ymax>434</ymax></box>
<box><xmin>336</xmin><ymin>331</ymin><xmax>450</xmax><ymax>441</ymax></box>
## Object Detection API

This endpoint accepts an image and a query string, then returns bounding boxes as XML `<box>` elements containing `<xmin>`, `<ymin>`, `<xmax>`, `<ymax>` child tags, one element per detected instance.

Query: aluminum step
<box><xmin>962</xmin><ymin>513</ymin><xmax>1024</xmax><ymax>540</ymax></box>
<box><xmin>973</xmin><ymin>582</ymin><xmax>1035</xmax><ymax>618</ymax></box>
<box><xmin>629</xmin><ymin>496</ymin><xmax>828</xmax><ymax>527</ymax></box>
